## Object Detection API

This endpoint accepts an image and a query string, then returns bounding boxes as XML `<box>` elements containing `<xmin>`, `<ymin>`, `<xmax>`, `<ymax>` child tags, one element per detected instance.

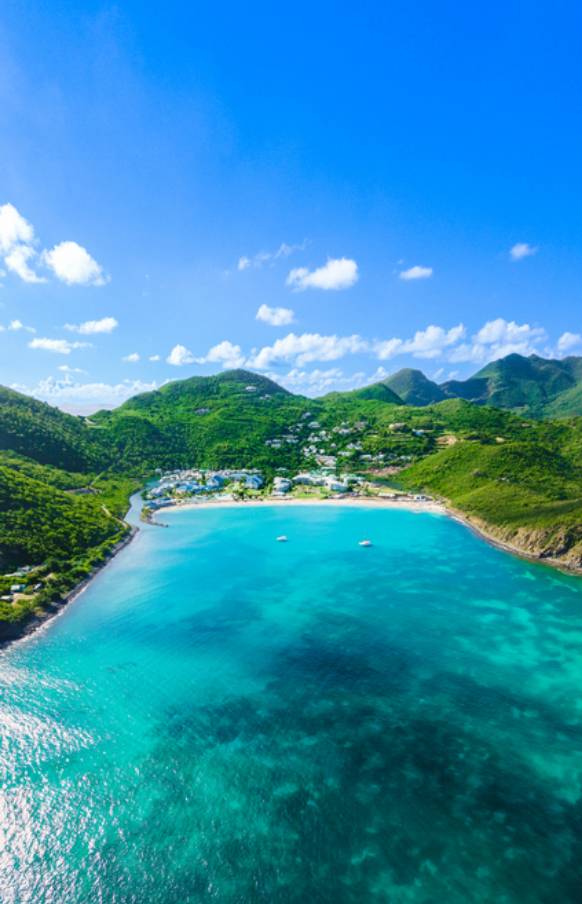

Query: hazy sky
<box><xmin>1</xmin><ymin>1</ymin><xmax>581</xmax><ymax>410</ymax></box>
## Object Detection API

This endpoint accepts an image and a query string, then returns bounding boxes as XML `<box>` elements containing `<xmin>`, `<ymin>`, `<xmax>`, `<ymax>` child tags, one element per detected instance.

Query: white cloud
<box><xmin>404</xmin><ymin>323</ymin><xmax>465</xmax><ymax>358</ymax></box>
<box><xmin>28</xmin><ymin>337</ymin><xmax>91</xmax><ymax>355</ymax></box>
<box><xmin>6</xmin><ymin>319</ymin><xmax>36</xmax><ymax>333</ymax></box>
<box><xmin>238</xmin><ymin>241</ymin><xmax>307</xmax><ymax>271</ymax></box>
<box><xmin>11</xmin><ymin>376</ymin><xmax>159</xmax><ymax>414</ymax></box>
<box><xmin>256</xmin><ymin>303</ymin><xmax>295</xmax><ymax>326</ymax></box>
<box><xmin>0</xmin><ymin>203</ymin><xmax>34</xmax><ymax>253</ymax></box>
<box><xmin>372</xmin><ymin>338</ymin><xmax>404</xmax><ymax>360</ymax></box>
<box><xmin>249</xmin><ymin>332</ymin><xmax>367</xmax><ymax>369</ymax></box>
<box><xmin>509</xmin><ymin>242</ymin><xmax>538</xmax><ymax>261</ymax></box>
<box><xmin>286</xmin><ymin>257</ymin><xmax>358</xmax><ymax>291</ymax></box>
<box><xmin>65</xmin><ymin>316</ymin><xmax>118</xmax><ymax>335</ymax></box>
<box><xmin>149</xmin><ymin>354</ymin><xmax>161</xmax><ymax>362</ymax></box>
<box><xmin>475</xmin><ymin>318</ymin><xmax>544</xmax><ymax>346</ymax></box>
<box><xmin>58</xmin><ymin>365</ymin><xmax>87</xmax><ymax>375</ymax></box>
<box><xmin>4</xmin><ymin>245</ymin><xmax>45</xmax><ymax>283</ymax></box>
<box><xmin>43</xmin><ymin>241</ymin><xmax>107</xmax><ymax>286</ymax></box>
<box><xmin>374</xmin><ymin>324</ymin><xmax>465</xmax><ymax>360</ymax></box>
<box><xmin>264</xmin><ymin>365</ymin><xmax>403</xmax><ymax>397</ymax></box>
<box><xmin>122</xmin><ymin>352</ymin><xmax>140</xmax><ymax>363</ymax></box>
<box><xmin>270</xmin><ymin>367</ymin><xmax>366</xmax><ymax>395</ymax></box>
<box><xmin>399</xmin><ymin>265</ymin><xmax>433</xmax><ymax>281</ymax></box>
<box><xmin>0</xmin><ymin>203</ymin><xmax>108</xmax><ymax>287</ymax></box>
<box><xmin>166</xmin><ymin>344</ymin><xmax>195</xmax><ymax>366</ymax></box>
<box><xmin>556</xmin><ymin>331</ymin><xmax>582</xmax><ymax>356</ymax></box>
<box><xmin>195</xmin><ymin>340</ymin><xmax>245</xmax><ymax>369</ymax></box>
<box><xmin>448</xmin><ymin>318</ymin><xmax>547</xmax><ymax>364</ymax></box>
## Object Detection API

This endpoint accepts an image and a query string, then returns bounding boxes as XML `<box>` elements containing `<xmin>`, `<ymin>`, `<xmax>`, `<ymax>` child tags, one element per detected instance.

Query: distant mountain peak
<box><xmin>442</xmin><ymin>352</ymin><xmax>582</xmax><ymax>417</ymax></box>
<box><xmin>381</xmin><ymin>368</ymin><xmax>446</xmax><ymax>406</ymax></box>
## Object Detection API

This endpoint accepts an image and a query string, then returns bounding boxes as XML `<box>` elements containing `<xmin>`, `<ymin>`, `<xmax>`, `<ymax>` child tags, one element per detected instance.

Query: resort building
<box><xmin>273</xmin><ymin>477</ymin><xmax>292</xmax><ymax>495</ymax></box>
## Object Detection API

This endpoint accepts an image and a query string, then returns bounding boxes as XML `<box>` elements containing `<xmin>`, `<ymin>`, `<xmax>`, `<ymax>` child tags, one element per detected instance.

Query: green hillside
<box><xmin>92</xmin><ymin>370</ymin><xmax>315</xmax><ymax>472</ymax></box>
<box><xmin>0</xmin><ymin>459</ymin><xmax>130</xmax><ymax>635</ymax></box>
<box><xmin>543</xmin><ymin>382</ymin><xmax>582</xmax><ymax>418</ymax></box>
<box><xmin>342</xmin><ymin>354</ymin><xmax>582</xmax><ymax>418</ymax></box>
<box><xmin>0</xmin><ymin>385</ymin><xmax>108</xmax><ymax>471</ymax></box>
<box><xmin>0</xmin><ymin>465</ymin><xmax>124</xmax><ymax>571</ymax></box>
<box><xmin>339</xmin><ymin>382</ymin><xmax>403</xmax><ymax>404</ymax></box>
<box><xmin>400</xmin><ymin>417</ymin><xmax>582</xmax><ymax>567</ymax></box>
<box><xmin>380</xmin><ymin>368</ymin><xmax>446</xmax><ymax>405</ymax></box>
<box><xmin>440</xmin><ymin>354</ymin><xmax>582</xmax><ymax>417</ymax></box>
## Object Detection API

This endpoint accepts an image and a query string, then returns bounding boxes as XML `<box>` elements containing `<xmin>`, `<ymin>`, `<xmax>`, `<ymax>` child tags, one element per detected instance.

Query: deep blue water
<box><xmin>1</xmin><ymin>503</ymin><xmax>582</xmax><ymax>903</ymax></box>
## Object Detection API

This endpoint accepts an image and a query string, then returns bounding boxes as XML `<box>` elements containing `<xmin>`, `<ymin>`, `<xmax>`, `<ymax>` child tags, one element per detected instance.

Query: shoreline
<box><xmin>446</xmin><ymin>508</ymin><xmax>582</xmax><ymax>577</ymax></box>
<box><xmin>2</xmin><ymin>492</ymin><xmax>580</xmax><ymax>653</ymax></box>
<box><xmin>160</xmin><ymin>494</ymin><xmax>582</xmax><ymax>575</ymax></box>
<box><xmin>0</xmin><ymin>526</ymin><xmax>139</xmax><ymax>652</ymax></box>
<box><xmin>158</xmin><ymin>494</ymin><xmax>447</xmax><ymax>516</ymax></box>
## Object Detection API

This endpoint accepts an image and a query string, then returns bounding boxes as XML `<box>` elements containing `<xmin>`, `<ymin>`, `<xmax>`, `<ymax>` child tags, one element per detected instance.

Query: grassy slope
<box><xmin>544</xmin><ymin>383</ymin><xmax>582</xmax><ymax>419</ymax></box>
<box><xmin>399</xmin><ymin>416</ymin><xmax>582</xmax><ymax>567</ymax></box>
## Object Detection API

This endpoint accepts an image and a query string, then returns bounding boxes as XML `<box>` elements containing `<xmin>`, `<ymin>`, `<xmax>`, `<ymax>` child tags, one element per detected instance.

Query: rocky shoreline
<box><xmin>449</xmin><ymin>509</ymin><xmax>582</xmax><ymax>576</ymax></box>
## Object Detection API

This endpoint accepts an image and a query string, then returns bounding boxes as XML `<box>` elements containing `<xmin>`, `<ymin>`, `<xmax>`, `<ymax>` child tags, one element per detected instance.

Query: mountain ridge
<box><xmin>346</xmin><ymin>353</ymin><xmax>582</xmax><ymax>418</ymax></box>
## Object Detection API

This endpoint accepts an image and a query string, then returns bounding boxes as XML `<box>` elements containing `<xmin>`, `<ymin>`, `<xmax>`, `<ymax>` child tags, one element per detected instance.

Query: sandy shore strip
<box><xmin>158</xmin><ymin>494</ymin><xmax>447</xmax><ymax>516</ymax></box>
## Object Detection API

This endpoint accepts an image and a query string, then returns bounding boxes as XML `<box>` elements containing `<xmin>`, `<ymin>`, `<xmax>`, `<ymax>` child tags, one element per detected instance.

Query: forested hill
<box><xmin>91</xmin><ymin>370</ymin><xmax>314</xmax><ymax>471</ymax></box>
<box><xmin>0</xmin><ymin>385</ymin><xmax>109</xmax><ymax>472</ymax></box>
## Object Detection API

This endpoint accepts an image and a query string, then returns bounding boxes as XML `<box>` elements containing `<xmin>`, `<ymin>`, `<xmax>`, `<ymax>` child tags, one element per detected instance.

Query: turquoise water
<box><xmin>1</xmin><ymin>504</ymin><xmax>582</xmax><ymax>903</ymax></box>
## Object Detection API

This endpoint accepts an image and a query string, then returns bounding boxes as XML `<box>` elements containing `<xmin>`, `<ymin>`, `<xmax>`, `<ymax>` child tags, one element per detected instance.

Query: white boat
<box><xmin>358</xmin><ymin>539</ymin><xmax>372</xmax><ymax>547</ymax></box>
<box><xmin>277</xmin><ymin>535</ymin><xmax>288</xmax><ymax>542</ymax></box>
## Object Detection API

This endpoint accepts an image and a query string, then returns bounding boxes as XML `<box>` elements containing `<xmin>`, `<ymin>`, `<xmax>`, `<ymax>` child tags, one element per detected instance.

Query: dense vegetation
<box><xmin>0</xmin><ymin>356</ymin><xmax>581</xmax><ymax>639</ymax></box>
<box><xmin>91</xmin><ymin>371</ymin><xmax>314</xmax><ymax>472</ymax></box>
<box><xmin>371</xmin><ymin>354</ymin><xmax>582</xmax><ymax>417</ymax></box>
<box><xmin>0</xmin><ymin>386</ymin><xmax>109</xmax><ymax>471</ymax></box>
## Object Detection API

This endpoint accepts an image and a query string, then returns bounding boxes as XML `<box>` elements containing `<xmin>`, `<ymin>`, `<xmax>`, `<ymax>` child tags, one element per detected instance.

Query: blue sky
<box><xmin>1</xmin><ymin>1</ymin><xmax>581</xmax><ymax>411</ymax></box>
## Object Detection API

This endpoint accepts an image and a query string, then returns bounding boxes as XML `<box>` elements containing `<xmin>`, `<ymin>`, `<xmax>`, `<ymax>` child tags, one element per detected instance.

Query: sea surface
<box><xmin>1</xmin><ymin>503</ymin><xmax>582</xmax><ymax>903</ymax></box>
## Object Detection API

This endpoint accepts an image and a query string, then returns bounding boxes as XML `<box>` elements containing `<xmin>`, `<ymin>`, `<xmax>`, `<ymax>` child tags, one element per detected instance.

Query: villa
<box><xmin>293</xmin><ymin>473</ymin><xmax>325</xmax><ymax>487</ymax></box>
<box><xmin>244</xmin><ymin>475</ymin><xmax>264</xmax><ymax>490</ymax></box>
<box><xmin>206</xmin><ymin>476</ymin><xmax>225</xmax><ymax>490</ymax></box>
<box><xmin>273</xmin><ymin>477</ymin><xmax>292</xmax><ymax>495</ymax></box>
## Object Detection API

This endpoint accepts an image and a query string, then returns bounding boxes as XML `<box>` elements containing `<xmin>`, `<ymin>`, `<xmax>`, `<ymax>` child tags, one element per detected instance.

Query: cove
<box><xmin>1</xmin><ymin>504</ymin><xmax>582</xmax><ymax>903</ymax></box>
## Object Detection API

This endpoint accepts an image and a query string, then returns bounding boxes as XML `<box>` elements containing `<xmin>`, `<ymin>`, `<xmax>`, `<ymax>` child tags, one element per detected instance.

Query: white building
<box><xmin>273</xmin><ymin>477</ymin><xmax>292</xmax><ymax>494</ymax></box>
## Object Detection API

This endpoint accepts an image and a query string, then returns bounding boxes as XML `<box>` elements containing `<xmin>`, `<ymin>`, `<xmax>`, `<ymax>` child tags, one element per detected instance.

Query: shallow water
<box><xmin>1</xmin><ymin>504</ymin><xmax>582</xmax><ymax>903</ymax></box>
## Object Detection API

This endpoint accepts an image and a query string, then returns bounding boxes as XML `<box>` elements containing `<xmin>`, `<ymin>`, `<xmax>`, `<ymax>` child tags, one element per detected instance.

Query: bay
<box><xmin>1</xmin><ymin>504</ymin><xmax>582</xmax><ymax>903</ymax></box>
